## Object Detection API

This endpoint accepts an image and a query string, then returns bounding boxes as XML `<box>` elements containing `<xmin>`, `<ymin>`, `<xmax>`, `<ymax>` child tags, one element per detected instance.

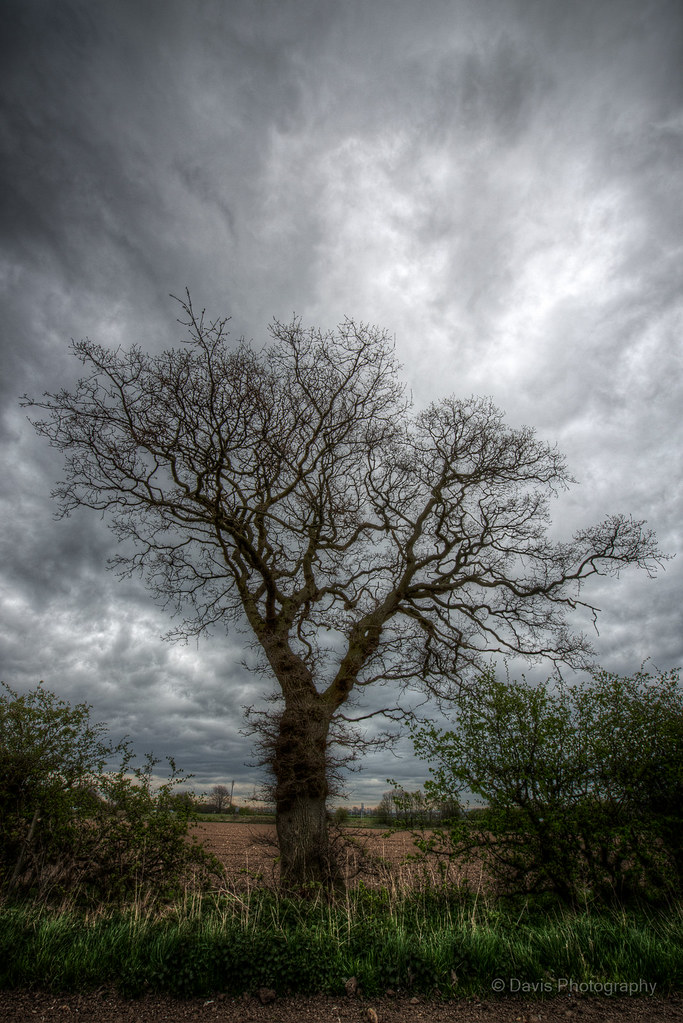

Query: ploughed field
<box><xmin>191</xmin><ymin>821</ymin><xmax>484</xmax><ymax>889</ymax></box>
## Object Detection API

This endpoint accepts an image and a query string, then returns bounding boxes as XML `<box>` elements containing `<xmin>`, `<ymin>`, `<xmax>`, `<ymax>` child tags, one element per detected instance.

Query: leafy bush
<box><xmin>410</xmin><ymin>667</ymin><xmax>683</xmax><ymax>906</ymax></box>
<box><xmin>332</xmin><ymin>806</ymin><xmax>349</xmax><ymax>825</ymax></box>
<box><xmin>0</xmin><ymin>681</ymin><xmax>220</xmax><ymax>904</ymax></box>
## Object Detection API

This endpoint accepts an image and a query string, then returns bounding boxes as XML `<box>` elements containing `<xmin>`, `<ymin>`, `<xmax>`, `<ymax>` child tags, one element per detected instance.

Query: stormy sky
<box><xmin>1</xmin><ymin>0</ymin><xmax>682</xmax><ymax>804</ymax></box>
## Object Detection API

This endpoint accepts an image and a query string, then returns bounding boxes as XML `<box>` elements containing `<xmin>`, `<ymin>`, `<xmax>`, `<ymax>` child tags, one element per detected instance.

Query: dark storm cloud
<box><xmin>1</xmin><ymin>0</ymin><xmax>682</xmax><ymax>802</ymax></box>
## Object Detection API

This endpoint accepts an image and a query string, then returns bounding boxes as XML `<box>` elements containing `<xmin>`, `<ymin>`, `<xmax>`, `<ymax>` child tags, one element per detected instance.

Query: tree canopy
<box><xmin>24</xmin><ymin>296</ymin><xmax>666</xmax><ymax>884</ymax></box>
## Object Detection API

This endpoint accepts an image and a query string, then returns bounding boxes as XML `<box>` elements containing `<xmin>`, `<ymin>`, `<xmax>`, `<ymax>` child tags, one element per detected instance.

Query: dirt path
<box><xmin>2</xmin><ymin>989</ymin><xmax>682</xmax><ymax>1023</ymax></box>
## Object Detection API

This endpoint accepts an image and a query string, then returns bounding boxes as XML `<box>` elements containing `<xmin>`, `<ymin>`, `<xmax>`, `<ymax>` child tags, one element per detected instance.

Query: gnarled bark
<box><xmin>272</xmin><ymin>697</ymin><xmax>339</xmax><ymax>888</ymax></box>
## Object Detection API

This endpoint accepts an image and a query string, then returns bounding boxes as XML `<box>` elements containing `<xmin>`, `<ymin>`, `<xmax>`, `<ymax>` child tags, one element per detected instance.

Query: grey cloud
<box><xmin>1</xmin><ymin>0</ymin><xmax>681</xmax><ymax>802</ymax></box>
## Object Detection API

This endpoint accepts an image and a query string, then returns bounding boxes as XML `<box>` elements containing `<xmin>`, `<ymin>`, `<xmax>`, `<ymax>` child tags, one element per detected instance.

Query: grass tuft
<box><xmin>2</xmin><ymin>885</ymin><xmax>682</xmax><ymax>999</ymax></box>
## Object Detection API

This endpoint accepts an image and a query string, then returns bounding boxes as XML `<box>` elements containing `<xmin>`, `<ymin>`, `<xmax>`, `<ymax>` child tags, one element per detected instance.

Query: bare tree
<box><xmin>24</xmin><ymin>294</ymin><xmax>665</xmax><ymax>886</ymax></box>
<box><xmin>209</xmin><ymin>784</ymin><xmax>231</xmax><ymax>814</ymax></box>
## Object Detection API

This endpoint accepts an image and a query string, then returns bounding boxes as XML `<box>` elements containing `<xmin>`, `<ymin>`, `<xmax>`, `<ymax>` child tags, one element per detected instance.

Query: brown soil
<box><xmin>4</xmin><ymin>824</ymin><xmax>680</xmax><ymax>1022</ymax></box>
<box><xmin>190</xmin><ymin>821</ymin><xmax>485</xmax><ymax>889</ymax></box>
<box><xmin>2</xmin><ymin>988</ymin><xmax>681</xmax><ymax>1022</ymax></box>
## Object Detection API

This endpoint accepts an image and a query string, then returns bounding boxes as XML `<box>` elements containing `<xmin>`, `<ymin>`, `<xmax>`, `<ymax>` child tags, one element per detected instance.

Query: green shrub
<box><xmin>410</xmin><ymin>667</ymin><xmax>683</xmax><ymax>906</ymax></box>
<box><xmin>0</xmin><ymin>681</ymin><xmax>220</xmax><ymax>905</ymax></box>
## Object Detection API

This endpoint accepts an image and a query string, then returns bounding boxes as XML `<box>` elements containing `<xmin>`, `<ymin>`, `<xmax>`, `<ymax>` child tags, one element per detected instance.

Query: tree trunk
<box><xmin>273</xmin><ymin>697</ymin><xmax>339</xmax><ymax>889</ymax></box>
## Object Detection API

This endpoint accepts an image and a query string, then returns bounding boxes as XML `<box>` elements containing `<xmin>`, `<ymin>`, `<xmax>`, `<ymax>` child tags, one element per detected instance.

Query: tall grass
<box><xmin>2</xmin><ymin>883</ymin><xmax>682</xmax><ymax>999</ymax></box>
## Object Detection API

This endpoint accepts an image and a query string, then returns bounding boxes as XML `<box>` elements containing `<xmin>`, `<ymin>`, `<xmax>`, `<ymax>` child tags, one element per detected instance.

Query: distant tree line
<box><xmin>377</xmin><ymin>789</ymin><xmax>460</xmax><ymax>828</ymax></box>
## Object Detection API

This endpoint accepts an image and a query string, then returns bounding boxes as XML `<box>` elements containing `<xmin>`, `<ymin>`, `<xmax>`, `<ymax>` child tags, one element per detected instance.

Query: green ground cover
<box><xmin>1</xmin><ymin>888</ymin><xmax>682</xmax><ymax>999</ymax></box>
